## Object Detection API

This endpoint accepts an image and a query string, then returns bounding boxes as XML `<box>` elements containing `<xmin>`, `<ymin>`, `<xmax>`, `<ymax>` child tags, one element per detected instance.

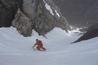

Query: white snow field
<box><xmin>0</xmin><ymin>27</ymin><xmax>98</xmax><ymax>65</ymax></box>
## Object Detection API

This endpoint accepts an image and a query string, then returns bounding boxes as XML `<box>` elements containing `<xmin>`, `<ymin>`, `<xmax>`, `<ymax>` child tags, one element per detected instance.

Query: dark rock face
<box><xmin>73</xmin><ymin>23</ymin><xmax>98</xmax><ymax>43</ymax></box>
<box><xmin>13</xmin><ymin>0</ymin><xmax>70</xmax><ymax>37</ymax></box>
<box><xmin>53</xmin><ymin>0</ymin><xmax>98</xmax><ymax>27</ymax></box>
<box><xmin>0</xmin><ymin>0</ymin><xmax>23</xmax><ymax>27</ymax></box>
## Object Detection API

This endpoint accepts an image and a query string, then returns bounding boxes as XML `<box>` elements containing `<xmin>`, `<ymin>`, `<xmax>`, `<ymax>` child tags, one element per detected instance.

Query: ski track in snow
<box><xmin>0</xmin><ymin>27</ymin><xmax>98</xmax><ymax>65</ymax></box>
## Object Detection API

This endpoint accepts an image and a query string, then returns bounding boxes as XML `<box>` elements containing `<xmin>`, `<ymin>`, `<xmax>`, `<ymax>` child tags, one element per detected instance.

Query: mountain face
<box><xmin>53</xmin><ymin>0</ymin><xmax>98</xmax><ymax>27</ymax></box>
<box><xmin>0</xmin><ymin>0</ymin><xmax>70</xmax><ymax>37</ymax></box>
<box><xmin>0</xmin><ymin>0</ymin><xmax>23</xmax><ymax>27</ymax></box>
<box><xmin>12</xmin><ymin>0</ymin><xmax>70</xmax><ymax>37</ymax></box>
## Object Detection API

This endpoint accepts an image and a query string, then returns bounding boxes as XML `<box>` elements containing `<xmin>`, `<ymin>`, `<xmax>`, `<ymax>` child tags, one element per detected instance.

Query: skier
<box><xmin>33</xmin><ymin>39</ymin><xmax>46</xmax><ymax>51</ymax></box>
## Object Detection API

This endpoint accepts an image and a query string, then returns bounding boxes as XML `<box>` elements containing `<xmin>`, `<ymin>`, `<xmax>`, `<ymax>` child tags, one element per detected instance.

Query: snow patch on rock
<box><xmin>43</xmin><ymin>0</ymin><xmax>54</xmax><ymax>15</ymax></box>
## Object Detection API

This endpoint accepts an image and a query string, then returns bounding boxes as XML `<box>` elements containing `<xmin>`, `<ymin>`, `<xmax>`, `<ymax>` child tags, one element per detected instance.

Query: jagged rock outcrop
<box><xmin>12</xmin><ymin>9</ymin><xmax>32</xmax><ymax>37</ymax></box>
<box><xmin>13</xmin><ymin>0</ymin><xmax>70</xmax><ymax>37</ymax></box>
<box><xmin>0</xmin><ymin>0</ymin><xmax>23</xmax><ymax>27</ymax></box>
<box><xmin>32</xmin><ymin>0</ymin><xmax>69</xmax><ymax>35</ymax></box>
<box><xmin>73</xmin><ymin>23</ymin><xmax>98</xmax><ymax>43</ymax></box>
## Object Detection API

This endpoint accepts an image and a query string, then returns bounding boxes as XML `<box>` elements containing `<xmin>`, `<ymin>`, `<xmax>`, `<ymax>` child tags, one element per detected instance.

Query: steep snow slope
<box><xmin>0</xmin><ymin>27</ymin><xmax>98</xmax><ymax>65</ymax></box>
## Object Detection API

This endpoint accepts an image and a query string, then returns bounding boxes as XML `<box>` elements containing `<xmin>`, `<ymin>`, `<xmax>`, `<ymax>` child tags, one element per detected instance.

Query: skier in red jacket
<box><xmin>33</xmin><ymin>39</ymin><xmax>46</xmax><ymax>51</ymax></box>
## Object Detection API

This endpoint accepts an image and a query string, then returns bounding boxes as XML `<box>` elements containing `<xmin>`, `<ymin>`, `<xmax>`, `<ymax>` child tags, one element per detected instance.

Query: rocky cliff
<box><xmin>12</xmin><ymin>0</ymin><xmax>70</xmax><ymax>37</ymax></box>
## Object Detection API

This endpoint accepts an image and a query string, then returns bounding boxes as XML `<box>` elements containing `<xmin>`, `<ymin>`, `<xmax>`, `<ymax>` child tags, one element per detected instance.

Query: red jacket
<box><xmin>35</xmin><ymin>40</ymin><xmax>43</xmax><ymax>47</ymax></box>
